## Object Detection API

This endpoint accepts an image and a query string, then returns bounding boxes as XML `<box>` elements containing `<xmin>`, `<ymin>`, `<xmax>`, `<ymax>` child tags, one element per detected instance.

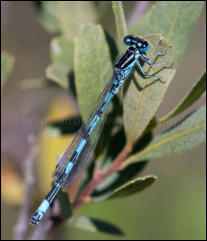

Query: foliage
<box><xmin>2</xmin><ymin>1</ymin><xmax>205</xmax><ymax>238</ymax></box>
<box><xmin>1</xmin><ymin>51</ymin><xmax>14</xmax><ymax>88</ymax></box>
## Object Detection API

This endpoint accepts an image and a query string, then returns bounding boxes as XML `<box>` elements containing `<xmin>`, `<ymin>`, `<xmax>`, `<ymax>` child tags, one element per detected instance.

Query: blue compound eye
<box><xmin>124</xmin><ymin>35</ymin><xmax>133</xmax><ymax>46</ymax></box>
<box><xmin>141</xmin><ymin>41</ymin><xmax>149</xmax><ymax>52</ymax></box>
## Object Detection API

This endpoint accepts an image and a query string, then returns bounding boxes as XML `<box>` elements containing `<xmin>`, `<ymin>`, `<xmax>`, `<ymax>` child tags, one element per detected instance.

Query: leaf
<box><xmin>96</xmin><ymin>2</ymin><xmax>111</xmax><ymax>21</ymax></box>
<box><xmin>99</xmin><ymin>127</ymin><xmax>126</xmax><ymax>168</ymax></box>
<box><xmin>56</xmin><ymin>190</ymin><xmax>72</xmax><ymax>220</ymax></box>
<box><xmin>93</xmin><ymin>175</ymin><xmax>157</xmax><ymax>201</ymax></box>
<box><xmin>74</xmin><ymin>24</ymin><xmax>113</xmax><ymax>119</ymax></box>
<box><xmin>123</xmin><ymin>34</ymin><xmax>175</xmax><ymax>149</ymax></box>
<box><xmin>129</xmin><ymin>1</ymin><xmax>204</xmax><ymax>65</ymax></box>
<box><xmin>37</xmin><ymin>1</ymin><xmax>60</xmax><ymax>34</ymax></box>
<box><xmin>159</xmin><ymin>71</ymin><xmax>206</xmax><ymax>123</ymax></box>
<box><xmin>92</xmin><ymin>161</ymin><xmax>147</xmax><ymax>198</ymax></box>
<box><xmin>69</xmin><ymin>216</ymin><xmax>124</xmax><ymax>236</ymax></box>
<box><xmin>46</xmin><ymin>37</ymin><xmax>74</xmax><ymax>90</ymax></box>
<box><xmin>112</xmin><ymin>1</ymin><xmax>127</xmax><ymax>52</ymax></box>
<box><xmin>1</xmin><ymin>51</ymin><xmax>14</xmax><ymax>87</ymax></box>
<box><xmin>124</xmin><ymin>105</ymin><xmax>206</xmax><ymax>167</ymax></box>
<box><xmin>50</xmin><ymin>37</ymin><xmax>74</xmax><ymax>69</ymax></box>
<box><xmin>48</xmin><ymin>115</ymin><xmax>82</xmax><ymax>135</ymax></box>
<box><xmin>46</xmin><ymin>63</ymin><xmax>70</xmax><ymax>89</ymax></box>
<box><xmin>38</xmin><ymin>1</ymin><xmax>96</xmax><ymax>37</ymax></box>
<box><xmin>55</xmin><ymin>2</ymin><xmax>96</xmax><ymax>38</ymax></box>
<box><xmin>92</xmin><ymin>130</ymin><xmax>152</xmax><ymax>197</ymax></box>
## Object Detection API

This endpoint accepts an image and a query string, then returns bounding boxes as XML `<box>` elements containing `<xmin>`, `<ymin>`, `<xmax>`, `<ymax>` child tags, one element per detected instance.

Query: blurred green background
<box><xmin>1</xmin><ymin>2</ymin><xmax>206</xmax><ymax>240</ymax></box>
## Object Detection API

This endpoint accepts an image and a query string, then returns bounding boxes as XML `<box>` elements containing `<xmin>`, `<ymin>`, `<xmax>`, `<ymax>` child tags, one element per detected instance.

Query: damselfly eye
<box><xmin>124</xmin><ymin>35</ymin><xmax>134</xmax><ymax>46</ymax></box>
<box><xmin>142</xmin><ymin>41</ymin><xmax>149</xmax><ymax>52</ymax></box>
<box><xmin>141</xmin><ymin>41</ymin><xmax>149</xmax><ymax>52</ymax></box>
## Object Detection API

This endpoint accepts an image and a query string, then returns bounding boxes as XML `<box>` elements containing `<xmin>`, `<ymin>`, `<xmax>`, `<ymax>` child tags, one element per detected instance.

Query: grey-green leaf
<box><xmin>124</xmin><ymin>105</ymin><xmax>206</xmax><ymax>167</ymax></box>
<box><xmin>50</xmin><ymin>37</ymin><xmax>74</xmax><ymax>68</ymax></box>
<box><xmin>75</xmin><ymin>24</ymin><xmax>113</xmax><ymax>119</ymax></box>
<box><xmin>56</xmin><ymin>190</ymin><xmax>72</xmax><ymax>220</ymax></box>
<box><xmin>37</xmin><ymin>1</ymin><xmax>60</xmax><ymax>34</ymax></box>
<box><xmin>38</xmin><ymin>1</ymin><xmax>96</xmax><ymax>37</ymax></box>
<box><xmin>46</xmin><ymin>62</ymin><xmax>70</xmax><ymax>89</ymax></box>
<box><xmin>123</xmin><ymin>34</ymin><xmax>175</xmax><ymax>149</ymax></box>
<box><xmin>47</xmin><ymin>37</ymin><xmax>74</xmax><ymax>89</ymax></box>
<box><xmin>159</xmin><ymin>71</ymin><xmax>206</xmax><ymax>123</ymax></box>
<box><xmin>56</xmin><ymin>2</ymin><xmax>96</xmax><ymax>38</ymax></box>
<box><xmin>129</xmin><ymin>1</ymin><xmax>204</xmax><ymax>65</ymax></box>
<box><xmin>98</xmin><ymin>175</ymin><xmax>157</xmax><ymax>200</ymax></box>
<box><xmin>69</xmin><ymin>216</ymin><xmax>124</xmax><ymax>236</ymax></box>
<box><xmin>92</xmin><ymin>161</ymin><xmax>147</xmax><ymax>198</ymax></box>
<box><xmin>1</xmin><ymin>51</ymin><xmax>15</xmax><ymax>87</ymax></box>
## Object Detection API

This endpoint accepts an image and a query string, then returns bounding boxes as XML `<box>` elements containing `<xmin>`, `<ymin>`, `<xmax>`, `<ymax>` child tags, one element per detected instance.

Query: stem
<box><xmin>112</xmin><ymin>1</ymin><xmax>128</xmax><ymax>52</ymax></box>
<box><xmin>13</xmin><ymin>134</ymin><xmax>38</xmax><ymax>240</ymax></box>
<box><xmin>73</xmin><ymin>146</ymin><xmax>130</xmax><ymax>208</ymax></box>
<box><xmin>29</xmin><ymin>212</ymin><xmax>53</xmax><ymax>240</ymax></box>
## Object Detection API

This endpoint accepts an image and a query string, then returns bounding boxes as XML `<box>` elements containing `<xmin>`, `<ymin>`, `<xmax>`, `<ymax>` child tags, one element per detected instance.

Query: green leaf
<box><xmin>94</xmin><ymin>175</ymin><xmax>157</xmax><ymax>200</ymax></box>
<box><xmin>123</xmin><ymin>34</ymin><xmax>175</xmax><ymax>149</ymax></box>
<box><xmin>75</xmin><ymin>24</ymin><xmax>113</xmax><ymax>119</ymax></box>
<box><xmin>46</xmin><ymin>37</ymin><xmax>74</xmax><ymax>89</ymax></box>
<box><xmin>92</xmin><ymin>130</ymin><xmax>152</xmax><ymax>197</ymax></box>
<box><xmin>129</xmin><ymin>1</ymin><xmax>203</xmax><ymax>65</ymax></box>
<box><xmin>50</xmin><ymin>37</ymin><xmax>74</xmax><ymax>68</ymax></box>
<box><xmin>46</xmin><ymin>63</ymin><xmax>70</xmax><ymax>89</ymax></box>
<box><xmin>92</xmin><ymin>161</ymin><xmax>147</xmax><ymax>198</ymax></box>
<box><xmin>124</xmin><ymin>105</ymin><xmax>206</xmax><ymax>166</ymax></box>
<box><xmin>38</xmin><ymin>2</ymin><xmax>96</xmax><ymax>37</ymax></box>
<box><xmin>112</xmin><ymin>1</ymin><xmax>127</xmax><ymax>52</ymax></box>
<box><xmin>47</xmin><ymin>115</ymin><xmax>82</xmax><ymax>135</ymax></box>
<box><xmin>96</xmin><ymin>2</ymin><xmax>111</xmax><ymax>21</ymax></box>
<box><xmin>56</xmin><ymin>2</ymin><xmax>96</xmax><ymax>38</ymax></box>
<box><xmin>56</xmin><ymin>190</ymin><xmax>73</xmax><ymax>220</ymax></box>
<box><xmin>159</xmin><ymin>71</ymin><xmax>206</xmax><ymax>123</ymax></box>
<box><xmin>37</xmin><ymin>1</ymin><xmax>60</xmax><ymax>34</ymax></box>
<box><xmin>69</xmin><ymin>216</ymin><xmax>124</xmax><ymax>236</ymax></box>
<box><xmin>1</xmin><ymin>51</ymin><xmax>14</xmax><ymax>87</ymax></box>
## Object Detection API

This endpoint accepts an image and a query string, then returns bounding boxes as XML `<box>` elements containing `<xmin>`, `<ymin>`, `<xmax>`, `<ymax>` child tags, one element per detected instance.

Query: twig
<box><xmin>28</xmin><ymin>211</ymin><xmax>53</xmax><ymax>240</ymax></box>
<box><xmin>13</xmin><ymin>134</ymin><xmax>38</xmax><ymax>240</ymax></box>
<box><xmin>112</xmin><ymin>1</ymin><xmax>128</xmax><ymax>52</ymax></box>
<box><xmin>73</xmin><ymin>146</ymin><xmax>130</xmax><ymax>208</ymax></box>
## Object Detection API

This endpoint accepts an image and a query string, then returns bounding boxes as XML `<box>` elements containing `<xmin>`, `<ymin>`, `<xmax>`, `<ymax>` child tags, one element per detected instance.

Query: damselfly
<box><xmin>30</xmin><ymin>35</ymin><xmax>170</xmax><ymax>226</ymax></box>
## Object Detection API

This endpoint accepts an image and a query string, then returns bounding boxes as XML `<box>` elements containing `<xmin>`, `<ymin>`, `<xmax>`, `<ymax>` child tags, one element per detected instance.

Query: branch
<box><xmin>73</xmin><ymin>147</ymin><xmax>130</xmax><ymax>208</ymax></box>
<box><xmin>28</xmin><ymin>211</ymin><xmax>53</xmax><ymax>240</ymax></box>
<box><xmin>13</xmin><ymin>134</ymin><xmax>39</xmax><ymax>240</ymax></box>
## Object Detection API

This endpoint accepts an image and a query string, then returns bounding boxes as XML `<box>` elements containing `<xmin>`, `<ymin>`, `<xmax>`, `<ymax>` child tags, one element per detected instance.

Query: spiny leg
<box><xmin>141</xmin><ymin>49</ymin><xmax>173</xmax><ymax>69</ymax></box>
<box><xmin>144</xmin><ymin>60</ymin><xmax>172</xmax><ymax>68</ymax></box>
<box><xmin>140</xmin><ymin>54</ymin><xmax>172</xmax><ymax>69</ymax></box>
<box><xmin>136</xmin><ymin>59</ymin><xmax>166</xmax><ymax>83</ymax></box>
<box><xmin>141</xmin><ymin>50</ymin><xmax>165</xmax><ymax>62</ymax></box>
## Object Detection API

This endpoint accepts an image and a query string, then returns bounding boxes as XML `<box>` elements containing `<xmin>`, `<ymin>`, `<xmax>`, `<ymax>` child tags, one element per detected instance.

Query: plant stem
<box><xmin>13</xmin><ymin>134</ymin><xmax>38</xmax><ymax>240</ymax></box>
<box><xmin>112</xmin><ymin>1</ymin><xmax>128</xmax><ymax>52</ymax></box>
<box><xmin>73</xmin><ymin>146</ymin><xmax>130</xmax><ymax>208</ymax></box>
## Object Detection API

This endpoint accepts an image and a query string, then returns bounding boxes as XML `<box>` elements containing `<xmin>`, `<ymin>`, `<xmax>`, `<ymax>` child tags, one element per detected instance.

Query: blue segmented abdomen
<box><xmin>30</xmin><ymin>182</ymin><xmax>61</xmax><ymax>225</ymax></box>
<box><xmin>60</xmin><ymin>90</ymin><xmax>114</xmax><ymax>184</ymax></box>
<box><xmin>52</xmin><ymin>78</ymin><xmax>118</xmax><ymax>188</ymax></box>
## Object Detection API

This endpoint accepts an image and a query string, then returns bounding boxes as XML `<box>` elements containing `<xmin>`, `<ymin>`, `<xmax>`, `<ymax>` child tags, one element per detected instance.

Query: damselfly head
<box><xmin>124</xmin><ymin>35</ymin><xmax>149</xmax><ymax>52</ymax></box>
